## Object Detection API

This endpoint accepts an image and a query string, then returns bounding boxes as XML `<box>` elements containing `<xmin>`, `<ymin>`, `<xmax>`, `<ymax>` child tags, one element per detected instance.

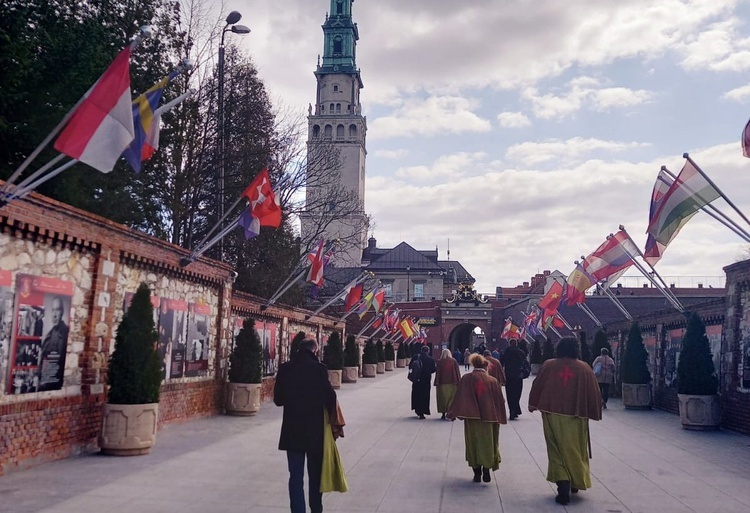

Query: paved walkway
<box><xmin>2</xmin><ymin>368</ymin><xmax>750</xmax><ymax>513</ymax></box>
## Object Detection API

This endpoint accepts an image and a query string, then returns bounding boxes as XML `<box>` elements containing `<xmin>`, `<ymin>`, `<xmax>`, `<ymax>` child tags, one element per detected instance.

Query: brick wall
<box><xmin>0</xmin><ymin>191</ymin><xmax>337</xmax><ymax>475</ymax></box>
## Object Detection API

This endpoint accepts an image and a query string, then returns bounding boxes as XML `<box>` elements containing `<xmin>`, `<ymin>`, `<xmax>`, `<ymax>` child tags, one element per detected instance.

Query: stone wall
<box><xmin>0</xmin><ymin>192</ymin><xmax>337</xmax><ymax>475</ymax></box>
<box><xmin>721</xmin><ymin>261</ymin><xmax>750</xmax><ymax>435</ymax></box>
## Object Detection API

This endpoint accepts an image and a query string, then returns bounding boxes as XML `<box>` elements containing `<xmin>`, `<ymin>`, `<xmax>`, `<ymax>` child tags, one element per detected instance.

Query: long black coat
<box><xmin>411</xmin><ymin>353</ymin><xmax>436</xmax><ymax>415</ymax></box>
<box><xmin>274</xmin><ymin>349</ymin><xmax>336</xmax><ymax>454</ymax></box>
<box><xmin>500</xmin><ymin>345</ymin><xmax>526</xmax><ymax>380</ymax></box>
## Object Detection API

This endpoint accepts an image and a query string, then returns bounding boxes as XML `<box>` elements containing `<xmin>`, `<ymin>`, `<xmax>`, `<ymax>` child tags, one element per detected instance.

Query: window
<box><xmin>384</xmin><ymin>283</ymin><xmax>393</xmax><ymax>298</ymax></box>
<box><xmin>312</xmin><ymin>125</ymin><xmax>320</xmax><ymax>138</ymax></box>
<box><xmin>324</xmin><ymin>125</ymin><xmax>332</xmax><ymax>138</ymax></box>
<box><xmin>333</xmin><ymin>85</ymin><xmax>339</xmax><ymax>92</ymax></box>
<box><xmin>336</xmin><ymin>103</ymin><xmax>341</xmax><ymax>114</ymax></box>
<box><xmin>414</xmin><ymin>283</ymin><xmax>424</xmax><ymax>300</ymax></box>
<box><xmin>329</xmin><ymin>103</ymin><xmax>334</xmax><ymax>112</ymax></box>
<box><xmin>333</xmin><ymin>36</ymin><xmax>343</xmax><ymax>55</ymax></box>
<box><xmin>336</xmin><ymin>1</ymin><xmax>344</xmax><ymax>15</ymax></box>
<box><xmin>336</xmin><ymin>124</ymin><xmax>344</xmax><ymax>138</ymax></box>
<box><xmin>349</xmin><ymin>124</ymin><xmax>357</xmax><ymax>137</ymax></box>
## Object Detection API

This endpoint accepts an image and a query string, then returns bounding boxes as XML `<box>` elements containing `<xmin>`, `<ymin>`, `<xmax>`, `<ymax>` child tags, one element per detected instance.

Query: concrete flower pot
<box><xmin>385</xmin><ymin>360</ymin><xmax>394</xmax><ymax>371</ymax></box>
<box><xmin>622</xmin><ymin>383</ymin><xmax>652</xmax><ymax>410</ymax></box>
<box><xmin>678</xmin><ymin>393</ymin><xmax>721</xmax><ymax>430</ymax></box>
<box><xmin>327</xmin><ymin>369</ymin><xmax>342</xmax><ymax>389</ymax></box>
<box><xmin>362</xmin><ymin>363</ymin><xmax>377</xmax><ymax>377</ymax></box>
<box><xmin>225</xmin><ymin>382</ymin><xmax>261</xmax><ymax>416</ymax></box>
<box><xmin>100</xmin><ymin>403</ymin><xmax>158</xmax><ymax>456</ymax></box>
<box><xmin>343</xmin><ymin>366</ymin><xmax>359</xmax><ymax>383</ymax></box>
<box><xmin>396</xmin><ymin>358</ymin><xmax>407</xmax><ymax>368</ymax></box>
<box><xmin>376</xmin><ymin>362</ymin><xmax>386</xmax><ymax>374</ymax></box>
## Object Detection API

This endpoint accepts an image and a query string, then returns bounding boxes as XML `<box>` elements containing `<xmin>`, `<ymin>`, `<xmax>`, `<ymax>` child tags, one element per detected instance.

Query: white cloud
<box><xmin>393</xmin><ymin>152</ymin><xmax>487</xmax><ymax>182</ymax></box>
<box><xmin>373</xmin><ymin>149</ymin><xmax>410</xmax><ymax>159</ymax></box>
<box><xmin>723</xmin><ymin>85</ymin><xmax>750</xmax><ymax>103</ymax></box>
<box><xmin>505</xmin><ymin>137</ymin><xmax>651</xmax><ymax>166</ymax></box>
<box><xmin>497</xmin><ymin>111</ymin><xmax>532</xmax><ymax>128</ymax></box>
<box><xmin>368</xmin><ymin>96</ymin><xmax>492</xmax><ymax>139</ymax></box>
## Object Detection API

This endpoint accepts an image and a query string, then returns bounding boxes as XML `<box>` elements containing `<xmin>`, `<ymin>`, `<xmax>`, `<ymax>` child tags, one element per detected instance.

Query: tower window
<box><xmin>333</xmin><ymin>36</ymin><xmax>343</xmax><ymax>55</ymax></box>
<box><xmin>321</xmin><ymin>105</ymin><xmax>325</xmax><ymax>113</ymax></box>
<box><xmin>337</xmin><ymin>124</ymin><xmax>344</xmax><ymax>138</ymax></box>
<box><xmin>313</xmin><ymin>125</ymin><xmax>320</xmax><ymax>138</ymax></box>
<box><xmin>336</xmin><ymin>1</ymin><xmax>344</xmax><ymax>15</ymax></box>
<box><xmin>349</xmin><ymin>124</ymin><xmax>357</xmax><ymax>137</ymax></box>
<box><xmin>324</xmin><ymin>125</ymin><xmax>332</xmax><ymax>138</ymax></box>
<box><xmin>336</xmin><ymin>103</ymin><xmax>341</xmax><ymax>114</ymax></box>
<box><xmin>333</xmin><ymin>85</ymin><xmax>339</xmax><ymax>92</ymax></box>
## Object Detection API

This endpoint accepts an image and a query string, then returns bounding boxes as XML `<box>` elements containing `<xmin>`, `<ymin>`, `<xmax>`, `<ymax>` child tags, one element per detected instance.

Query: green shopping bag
<box><xmin>320</xmin><ymin>409</ymin><xmax>348</xmax><ymax>493</ymax></box>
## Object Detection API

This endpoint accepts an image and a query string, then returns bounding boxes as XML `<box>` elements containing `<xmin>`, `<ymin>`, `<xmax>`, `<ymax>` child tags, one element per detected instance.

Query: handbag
<box><xmin>593</xmin><ymin>362</ymin><xmax>603</xmax><ymax>376</ymax></box>
<box><xmin>520</xmin><ymin>358</ymin><xmax>531</xmax><ymax>379</ymax></box>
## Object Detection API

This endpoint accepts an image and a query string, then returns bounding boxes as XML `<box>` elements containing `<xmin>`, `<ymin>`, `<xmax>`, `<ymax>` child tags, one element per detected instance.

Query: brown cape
<box><xmin>485</xmin><ymin>355</ymin><xmax>506</xmax><ymax>385</ymax></box>
<box><xmin>528</xmin><ymin>358</ymin><xmax>602</xmax><ymax>420</ymax></box>
<box><xmin>434</xmin><ymin>358</ymin><xmax>461</xmax><ymax>386</ymax></box>
<box><xmin>447</xmin><ymin>369</ymin><xmax>507</xmax><ymax>424</ymax></box>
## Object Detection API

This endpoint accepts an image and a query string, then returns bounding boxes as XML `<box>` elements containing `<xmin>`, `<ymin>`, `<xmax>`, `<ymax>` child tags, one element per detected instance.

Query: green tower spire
<box><xmin>318</xmin><ymin>0</ymin><xmax>359</xmax><ymax>75</ymax></box>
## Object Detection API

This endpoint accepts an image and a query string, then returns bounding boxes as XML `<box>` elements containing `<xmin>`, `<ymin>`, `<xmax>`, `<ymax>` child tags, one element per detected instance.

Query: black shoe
<box><xmin>473</xmin><ymin>467</ymin><xmax>482</xmax><ymax>482</ymax></box>
<box><xmin>603</xmin><ymin>403</ymin><xmax>607</xmax><ymax>409</ymax></box>
<box><xmin>509</xmin><ymin>414</ymin><xmax>518</xmax><ymax>420</ymax></box>
<box><xmin>555</xmin><ymin>480</ymin><xmax>571</xmax><ymax>505</ymax></box>
<box><xmin>441</xmin><ymin>413</ymin><xmax>446</xmax><ymax>420</ymax></box>
<box><xmin>482</xmin><ymin>467</ymin><xmax>491</xmax><ymax>482</ymax></box>
<box><xmin>418</xmin><ymin>414</ymin><xmax>425</xmax><ymax>419</ymax></box>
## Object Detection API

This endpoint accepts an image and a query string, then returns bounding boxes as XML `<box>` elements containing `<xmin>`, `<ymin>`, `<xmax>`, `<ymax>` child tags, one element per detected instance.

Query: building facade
<box><xmin>301</xmin><ymin>0</ymin><xmax>368</xmax><ymax>267</ymax></box>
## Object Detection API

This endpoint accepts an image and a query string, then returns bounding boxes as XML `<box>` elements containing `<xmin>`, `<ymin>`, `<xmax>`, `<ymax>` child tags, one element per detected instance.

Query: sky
<box><xmin>233</xmin><ymin>0</ymin><xmax>750</xmax><ymax>293</ymax></box>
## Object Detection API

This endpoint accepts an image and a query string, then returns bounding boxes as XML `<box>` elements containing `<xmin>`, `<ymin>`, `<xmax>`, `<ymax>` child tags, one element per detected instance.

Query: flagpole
<box><xmin>550</xmin><ymin>326</ymin><xmax>563</xmax><ymax>338</ymax></box>
<box><xmin>662</xmin><ymin>166</ymin><xmax>750</xmax><ymax>242</ymax></box>
<box><xmin>601</xmin><ymin>286</ymin><xmax>633</xmax><ymax>320</ymax></box>
<box><xmin>263</xmin><ymin>270</ymin><xmax>307</xmax><ymax>309</ymax></box>
<box><xmin>7</xmin><ymin>156</ymin><xmax>76</xmax><ymax>201</ymax></box>
<box><xmin>555</xmin><ymin>311</ymin><xmax>574</xmax><ymax>331</ymax></box>
<box><xmin>1</xmin><ymin>27</ymin><xmax>153</xmax><ymax>194</ymax></box>
<box><xmin>575</xmin><ymin>303</ymin><xmax>603</xmax><ymax>327</ymax></box>
<box><xmin>684</xmin><ymin>153</ymin><xmax>750</xmax><ymax>229</ymax></box>
<box><xmin>180</xmin><ymin>213</ymin><xmax>241</xmax><ymax>266</ymax></box>
<box><xmin>263</xmin><ymin>239</ymin><xmax>336</xmax><ymax>308</ymax></box>
<box><xmin>356</xmin><ymin>315</ymin><xmax>379</xmax><ymax>338</ymax></box>
<box><xmin>306</xmin><ymin>272</ymin><xmax>368</xmax><ymax>320</ymax></box>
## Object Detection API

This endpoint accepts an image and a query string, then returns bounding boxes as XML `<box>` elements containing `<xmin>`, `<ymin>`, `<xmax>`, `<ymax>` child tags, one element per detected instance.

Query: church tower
<box><xmin>301</xmin><ymin>0</ymin><xmax>368</xmax><ymax>267</ymax></box>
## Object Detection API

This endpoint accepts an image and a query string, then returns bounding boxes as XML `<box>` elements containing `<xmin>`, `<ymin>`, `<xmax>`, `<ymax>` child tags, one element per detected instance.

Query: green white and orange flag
<box><xmin>647</xmin><ymin>158</ymin><xmax>720</xmax><ymax>246</ymax></box>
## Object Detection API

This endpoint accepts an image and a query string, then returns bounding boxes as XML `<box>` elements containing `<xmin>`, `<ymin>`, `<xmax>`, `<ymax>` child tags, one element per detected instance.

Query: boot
<box><xmin>482</xmin><ymin>467</ymin><xmax>491</xmax><ymax>482</ymax></box>
<box><xmin>441</xmin><ymin>413</ymin><xmax>446</xmax><ymax>420</ymax></box>
<box><xmin>472</xmin><ymin>467</ymin><xmax>482</xmax><ymax>482</ymax></box>
<box><xmin>555</xmin><ymin>480</ymin><xmax>571</xmax><ymax>505</ymax></box>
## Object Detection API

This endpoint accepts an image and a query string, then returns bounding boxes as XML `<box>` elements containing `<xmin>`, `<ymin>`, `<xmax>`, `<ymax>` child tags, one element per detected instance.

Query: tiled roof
<box><xmin>437</xmin><ymin>260</ymin><xmax>474</xmax><ymax>283</ymax></box>
<box><xmin>366</xmin><ymin>242</ymin><xmax>443</xmax><ymax>271</ymax></box>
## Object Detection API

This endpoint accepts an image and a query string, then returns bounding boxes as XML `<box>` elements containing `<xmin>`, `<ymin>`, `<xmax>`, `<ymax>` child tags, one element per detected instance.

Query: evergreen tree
<box><xmin>396</xmin><ymin>341</ymin><xmax>406</xmax><ymax>360</ymax></box>
<box><xmin>228</xmin><ymin>318</ymin><xmax>262</xmax><ymax>384</ymax></box>
<box><xmin>107</xmin><ymin>283</ymin><xmax>162</xmax><ymax>404</ymax></box>
<box><xmin>376</xmin><ymin>339</ymin><xmax>386</xmax><ymax>362</ymax></box>
<box><xmin>322</xmin><ymin>331</ymin><xmax>343</xmax><ymax>370</ymax></box>
<box><xmin>542</xmin><ymin>338</ymin><xmax>555</xmax><ymax>362</ymax></box>
<box><xmin>530</xmin><ymin>337</ymin><xmax>543</xmax><ymax>364</ymax></box>
<box><xmin>677</xmin><ymin>313</ymin><xmax>718</xmax><ymax>395</ymax></box>
<box><xmin>362</xmin><ymin>339</ymin><xmax>378</xmax><ymax>365</ymax></box>
<box><xmin>621</xmin><ymin>322</ymin><xmax>651</xmax><ymax>384</ymax></box>
<box><xmin>579</xmin><ymin>331</ymin><xmax>591</xmax><ymax>366</ymax></box>
<box><xmin>591</xmin><ymin>329</ymin><xmax>612</xmax><ymax>359</ymax></box>
<box><xmin>384</xmin><ymin>341</ymin><xmax>395</xmax><ymax>361</ymax></box>
<box><xmin>344</xmin><ymin>334</ymin><xmax>359</xmax><ymax>367</ymax></box>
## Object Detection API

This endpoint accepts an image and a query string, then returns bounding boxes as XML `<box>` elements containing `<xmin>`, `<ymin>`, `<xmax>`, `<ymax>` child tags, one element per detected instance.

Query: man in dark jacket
<box><xmin>500</xmin><ymin>338</ymin><xmax>526</xmax><ymax>420</ymax></box>
<box><xmin>274</xmin><ymin>335</ymin><xmax>336</xmax><ymax>513</ymax></box>
<box><xmin>411</xmin><ymin>345</ymin><xmax>437</xmax><ymax>419</ymax></box>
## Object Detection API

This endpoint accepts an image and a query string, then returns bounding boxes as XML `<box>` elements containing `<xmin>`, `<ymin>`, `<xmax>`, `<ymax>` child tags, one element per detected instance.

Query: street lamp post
<box><xmin>406</xmin><ymin>265</ymin><xmax>411</xmax><ymax>302</ymax></box>
<box><xmin>217</xmin><ymin>11</ymin><xmax>250</xmax><ymax>259</ymax></box>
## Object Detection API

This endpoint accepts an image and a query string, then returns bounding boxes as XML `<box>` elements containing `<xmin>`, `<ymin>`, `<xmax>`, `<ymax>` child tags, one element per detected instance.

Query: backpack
<box><xmin>408</xmin><ymin>358</ymin><xmax>422</xmax><ymax>383</ymax></box>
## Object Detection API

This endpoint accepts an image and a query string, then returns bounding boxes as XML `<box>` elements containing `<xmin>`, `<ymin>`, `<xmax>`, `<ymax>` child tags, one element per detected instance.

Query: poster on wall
<box><xmin>158</xmin><ymin>298</ymin><xmax>188</xmax><ymax>379</ymax></box>
<box><xmin>185</xmin><ymin>303</ymin><xmax>210</xmax><ymax>377</ymax></box>
<box><xmin>665</xmin><ymin>330</ymin><xmax>684</xmax><ymax>388</ymax></box>
<box><xmin>0</xmin><ymin>270</ymin><xmax>15</xmax><ymax>393</ymax></box>
<box><xmin>257</xmin><ymin>320</ymin><xmax>278</xmax><ymax>376</ymax></box>
<box><xmin>8</xmin><ymin>274</ymin><xmax>74</xmax><ymax>394</ymax></box>
<box><xmin>705</xmin><ymin>325</ymin><xmax>722</xmax><ymax>380</ymax></box>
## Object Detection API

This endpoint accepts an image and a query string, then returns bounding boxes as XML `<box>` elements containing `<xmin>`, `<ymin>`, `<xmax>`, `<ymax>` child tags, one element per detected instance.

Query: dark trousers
<box><xmin>599</xmin><ymin>383</ymin><xmax>610</xmax><ymax>404</ymax></box>
<box><xmin>287</xmin><ymin>450</ymin><xmax>323</xmax><ymax>513</ymax></box>
<box><xmin>506</xmin><ymin>377</ymin><xmax>523</xmax><ymax>416</ymax></box>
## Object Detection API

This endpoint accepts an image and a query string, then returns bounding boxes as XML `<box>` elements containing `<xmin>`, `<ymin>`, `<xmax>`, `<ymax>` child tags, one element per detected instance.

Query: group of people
<box><xmin>273</xmin><ymin>335</ymin><xmax>604</xmax><ymax>512</ymax></box>
<box><xmin>409</xmin><ymin>338</ymin><xmax>603</xmax><ymax>505</ymax></box>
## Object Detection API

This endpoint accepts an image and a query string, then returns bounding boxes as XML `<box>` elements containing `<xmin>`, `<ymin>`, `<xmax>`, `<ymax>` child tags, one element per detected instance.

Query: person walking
<box><xmin>274</xmin><ymin>335</ymin><xmax>337</xmax><ymax>513</ymax></box>
<box><xmin>435</xmin><ymin>349</ymin><xmax>461</xmax><ymax>420</ymax></box>
<box><xmin>592</xmin><ymin>348</ymin><xmax>616</xmax><ymax>409</ymax></box>
<box><xmin>411</xmin><ymin>345</ymin><xmax>436</xmax><ymax>419</ymax></box>
<box><xmin>463</xmin><ymin>348</ymin><xmax>471</xmax><ymax>371</ymax></box>
<box><xmin>483</xmin><ymin>350</ymin><xmax>506</xmax><ymax>387</ymax></box>
<box><xmin>447</xmin><ymin>354</ymin><xmax>507</xmax><ymax>483</ymax></box>
<box><xmin>499</xmin><ymin>338</ymin><xmax>525</xmax><ymax>420</ymax></box>
<box><xmin>528</xmin><ymin>337</ymin><xmax>602</xmax><ymax>505</ymax></box>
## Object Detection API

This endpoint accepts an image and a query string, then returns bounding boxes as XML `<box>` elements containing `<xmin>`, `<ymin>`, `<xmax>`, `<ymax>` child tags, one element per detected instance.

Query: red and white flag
<box><xmin>306</xmin><ymin>239</ymin><xmax>326</xmax><ymax>287</ymax></box>
<box><xmin>54</xmin><ymin>47</ymin><xmax>134</xmax><ymax>172</ymax></box>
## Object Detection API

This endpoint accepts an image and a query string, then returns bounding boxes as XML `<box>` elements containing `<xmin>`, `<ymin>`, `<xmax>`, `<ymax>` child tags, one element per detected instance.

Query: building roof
<box><xmin>437</xmin><ymin>260</ymin><xmax>474</xmax><ymax>284</ymax></box>
<box><xmin>365</xmin><ymin>241</ymin><xmax>443</xmax><ymax>271</ymax></box>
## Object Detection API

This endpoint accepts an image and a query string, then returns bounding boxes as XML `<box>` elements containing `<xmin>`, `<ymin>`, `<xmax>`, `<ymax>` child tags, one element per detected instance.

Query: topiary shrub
<box><xmin>542</xmin><ymin>338</ymin><xmax>555</xmax><ymax>362</ymax></box>
<box><xmin>323</xmin><ymin>331</ymin><xmax>344</xmax><ymax>370</ymax></box>
<box><xmin>396</xmin><ymin>341</ymin><xmax>406</xmax><ymax>360</ymax></box>
<box><xmin>678</xmin><ymin>313</ymin><xmax>718</xmax><ymax>395</ymax></box>
<box><xmin>228</xmin><ymin>318</ymin><xmax>263</xmax><ymax>384</ymax></box>
<box><xmin>107</xmin><ymin>283</ymin><xmax>162</xmax><ymax>404</ymax></box>
<box><xmin>362</xmin><ymin>339</ymin><xmax>378</xmax><ymax>365</ymax></box>
<box><xmin>621</xmin><ymin>321</ymin><xmax>651</xmax><ymax>384</ymax></box>
<box><xmin>289</xmin><ymin>331</ymin><xmax>306</xmax><ymax>359</ymax></box>
<box><xmin>530</xmin><ymin>338</ymin><xmax>543</xmax><ymax>364</ymax></box>
<box><xmin>344</xmin><ymin>334</ymin><xmax>359</xmax><ymax>367</ymax></box>
<box><xmin>384</xmin><ymin>341</ymin><xmax>395</xmax><ymax>361</ymax></box>
<box><xmin>376</xmin><ymin>339</ymin><xmax>386</xmax><ymax>362</ymax></box>
<box><xmin>579</xmin><ymin>331</ymin><xmax>591</xmax><ymax>366</ymax></box>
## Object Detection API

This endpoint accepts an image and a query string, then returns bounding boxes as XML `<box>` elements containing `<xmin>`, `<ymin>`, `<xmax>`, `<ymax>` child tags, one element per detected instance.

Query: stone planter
<box><xmin>376</xmin><ymin>362</ymin><xmax>386</xmax><ymax>374</ymax></box>
<box><xmin>396</xmin><ymin>358</ymin><xmax>407</xmax><ymax>368</ymax></box>
<box><xmin>622</xmin><ymin>383</ymin><xmax>652</xmax><ymax>409</ymax></box>
<box><xmin>225</xmin><ymin>382</ymin><xmax>261</xmax><ymax>416</ymax></box>
<box><xmin>530</xmin><ymin>363</ymin><xmax>542</xmax><ymax>376</ymax></box>
<box><xmin>327</xmin><ymin>369</ymin><xmax>342</xmax><ymax>389</ymax></box>
<box><xmin>343</xmin><ymin>366</ymin><xmax>359</xmax><ymax>383</ymax></box>
<box><xmin>362</xmin><ymin>363</ymin><xmax>377</xmax><ymax>377</ymax></box>
<box><xmin>678</xmin><ymin>393</ymin><xmax>721</xmax><ymax>430</ymax></box>
<box><xmin>99</xmin><ymin>403</ymin><xmax>158</xmax><ymax>456</ymax></box>
<box><xmin>385</xmin><ymin>360</ymin><xmax>394</xmax><ymax>371</ymax></box>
